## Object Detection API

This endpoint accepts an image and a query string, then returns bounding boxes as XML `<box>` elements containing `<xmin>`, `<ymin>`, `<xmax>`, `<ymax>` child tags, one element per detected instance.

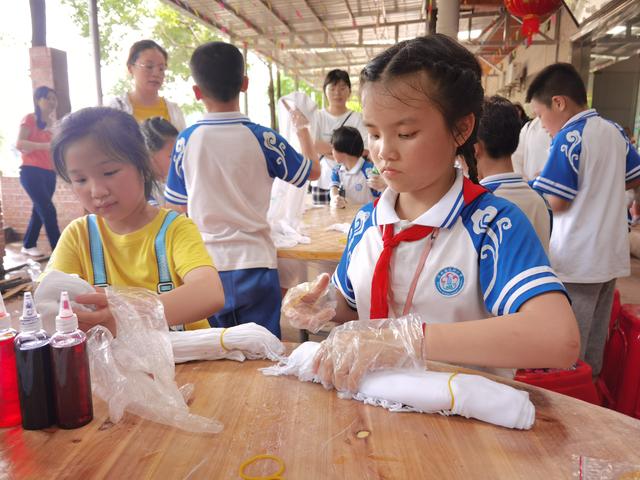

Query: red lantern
<box><xmin>505</xmin><ymin>0</ymin><xmax>562</xmax><ymax>46</ymax></box>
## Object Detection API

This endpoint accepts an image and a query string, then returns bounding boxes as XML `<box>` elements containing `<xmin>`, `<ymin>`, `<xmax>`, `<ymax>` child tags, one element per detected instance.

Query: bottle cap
<box><xmin>0</xmin><ymin>294</ymin><xmax>11</xmax><ymax>331</ymax></box>
<box><xmin>55</xmin><ymin>291</ymin><xmax>79</xmax><ymax>334</ymax></box>
<box><xmin>19</xmin><ymin>292</ymin><xmax>42</xmax><ymax>332</ymax></box>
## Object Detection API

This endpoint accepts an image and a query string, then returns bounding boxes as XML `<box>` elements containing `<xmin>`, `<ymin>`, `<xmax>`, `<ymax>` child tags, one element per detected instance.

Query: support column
<box><xmin>436</xmin><ymin>0</ymin><xmax>460</xmax><ymax>39</ymax></box>
<box><xmin>88</xmin><ymin>0</ymin><xmax>103</xmax><ymax>106</ymax></box>
<box><xmin>29</xmin><ymin>47</ymin><xmax>71</xmax><ymax>119</ymax></box>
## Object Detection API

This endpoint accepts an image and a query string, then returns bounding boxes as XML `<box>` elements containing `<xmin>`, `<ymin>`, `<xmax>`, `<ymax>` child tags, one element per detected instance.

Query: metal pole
<box><xmin>88</xmin><ymin>0</ymin><xmax>103</xmax><ymax>105</ymax></box>
<box><xmin>243</xmin><ymin>45</ymin><xmax>249</xmax><ymax>116</ymax></box>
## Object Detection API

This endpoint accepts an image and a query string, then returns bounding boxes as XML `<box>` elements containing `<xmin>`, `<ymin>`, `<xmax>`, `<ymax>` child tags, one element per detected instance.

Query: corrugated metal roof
<box><xmin>162</xmin><ymin>0</ymin><xmax>540</xmax><ymax>88</ymax></box>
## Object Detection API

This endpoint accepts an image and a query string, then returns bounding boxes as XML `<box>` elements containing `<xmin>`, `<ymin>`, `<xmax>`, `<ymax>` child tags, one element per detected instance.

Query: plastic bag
<box><xmin>313</xmin><ymin>315</ymin><xmax>426</xmax><ymax>394</ymax></box>
<box><xmin>572</xmin><ymin>455</ymin><xmax>640</xmax><ymax>479</ymax></box>
<box><xmin>87</xmin><ymin>286</ymin><xmax>223</xmax><ymax>434</ymax></box>
<box><xmin>281</xmin><ymin>274</ymin><xmax>337</xmax><ymax>333</ymax></box>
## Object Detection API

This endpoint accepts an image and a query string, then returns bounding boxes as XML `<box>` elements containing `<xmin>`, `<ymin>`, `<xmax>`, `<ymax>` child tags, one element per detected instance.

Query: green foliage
<box><xmin>278</xmin><ymin>72</ymin><xmax>322</xmax><ymax>106</ymax></box>
<box><xmin>61</xmin><ymin>0</ymin><xmax>217</xmax><ymax>106</ymax></box>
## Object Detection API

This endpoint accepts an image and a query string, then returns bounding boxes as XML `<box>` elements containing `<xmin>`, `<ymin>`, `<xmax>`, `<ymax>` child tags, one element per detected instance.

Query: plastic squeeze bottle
<box><xmin>14</xmin><ymin>292</ymin><xmax>56</xmax><ymax>429</ymax></box>
<box><xmin>0</xmin><ymin>295</ymin><xmax>21</xmax><ymax>427</ymax></box>
<box><xmin>50</xmin><ymin>291</ymin><xmax>93</xmax><ymax>429</ymax></box>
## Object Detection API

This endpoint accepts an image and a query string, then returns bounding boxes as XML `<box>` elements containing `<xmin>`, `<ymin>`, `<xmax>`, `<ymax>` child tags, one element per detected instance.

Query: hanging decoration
<box><xmin>504</xmin><ymin>0</ymin><xmax>562</xmax><ymax>46</ymax></box>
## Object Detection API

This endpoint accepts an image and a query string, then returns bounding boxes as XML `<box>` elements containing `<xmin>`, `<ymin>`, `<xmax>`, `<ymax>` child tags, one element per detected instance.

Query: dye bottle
<box><xmin>14</xmin><ymin>292</ymin><xmax>56</xmax><ymax>430</ymax></box>
<box><xmin>0</xmin><ymin>295</ymin><xmax>21</xmax><ymax>427</ymax></box>
<box><xmin>50</xmin><ymin>291</ymin><xmax>93</xmax><ymax>429</ymax></box>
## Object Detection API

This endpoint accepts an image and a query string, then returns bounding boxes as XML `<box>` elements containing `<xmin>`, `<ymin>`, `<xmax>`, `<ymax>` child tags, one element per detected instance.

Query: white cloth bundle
<box><xmin>170</xmin><ymin>323</ymin><xmax>285</xmax><ymax>363</ymax></box>
<box><xmin>36</xmin><ymin>271</ymin><xmax>285</xmax><ymax>364</ymax></box>
<box><xmin>262</xmin><ymin>342</ymin><xmax>535</xmax><ymax>430</ymax></box>
<box><xmin>325</xmin><ymin>223</ymin><xmax>351</xmax><ymax>234</ymax></box>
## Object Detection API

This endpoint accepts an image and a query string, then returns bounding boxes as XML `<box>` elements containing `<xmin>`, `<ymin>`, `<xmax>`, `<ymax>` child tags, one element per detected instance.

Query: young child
<box><xmin>475</xmin><ymin>96</ymin><xmax>551</xmax><ymax>252</ymax></box>
<box><xmin>528</xmin><ymin>63</ymin><xmax>640</xmax><ymax>376</ymax></box>
<box><xmin>46</xmin><ymin>107</ymin><xmax>224</xmax><ymax>333</ymax></box>
<box><xmin>284</xmin><ymin>35</ymin><xmax>580</xmax><ymax>392</ymax></box>
<box><xmin>164</xmin><ymin>42</ymin><xmax>320</xmax><ymax>338</ymax></box>
<box><xmin>329</xmin><ymin>126</ymin><xmax>381</xmax><ymax>209</ymax></box>
<box><xmin>140</xmin><ymin>116</ymin><xmax>178</xmax><ymax>206</ymax></box>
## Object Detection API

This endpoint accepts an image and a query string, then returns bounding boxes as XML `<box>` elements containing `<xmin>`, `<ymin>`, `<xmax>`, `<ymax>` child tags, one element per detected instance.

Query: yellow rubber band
<box><xmin>448</xmin><ymin>372</ymin><xmax>459</xmax><ymax>410</ymax></box>
<box><xmin>220</xmin><ymin>328</ymin><xmax>230</xmax><ymax>352</ymax></box>
<box><xmin>239</xmin><ymin>454</ymin><xmax>285</xmax><ymax>480</ymax></box>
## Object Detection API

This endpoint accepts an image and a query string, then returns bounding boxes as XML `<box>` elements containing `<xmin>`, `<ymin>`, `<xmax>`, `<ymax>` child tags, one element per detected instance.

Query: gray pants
<box><xmin>564</xmin><ymin>279</ymin><xmax>616</xmax><ymax>377</ymax></box>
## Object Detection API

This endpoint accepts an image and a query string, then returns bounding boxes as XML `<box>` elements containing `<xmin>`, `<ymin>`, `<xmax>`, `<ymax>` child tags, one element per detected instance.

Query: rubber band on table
<box><xmin>239</xmin><ymin>454</ymin><xmax>285</xmax><ymax>480</ymax></box>
<box><xmin>448</xmin><ymin>372</ymin><xmax>459</xmax><ymax>410</ymax></box>
<box><xmin>220</xmin><ymin>328</ymin><xmax>230</xmax><ymax>352</ymax></box>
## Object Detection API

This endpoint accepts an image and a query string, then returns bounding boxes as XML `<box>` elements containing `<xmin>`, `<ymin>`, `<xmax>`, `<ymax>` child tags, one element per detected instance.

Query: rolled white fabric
<box><xmin>262</xmin><ymin>342</ymin><xmax>535</xmax><ymax>430</ymax></box>
<box><xmin>170</xmin><ymin>323</ymin><xmax>285</xmax><ymax>364</ymax></box>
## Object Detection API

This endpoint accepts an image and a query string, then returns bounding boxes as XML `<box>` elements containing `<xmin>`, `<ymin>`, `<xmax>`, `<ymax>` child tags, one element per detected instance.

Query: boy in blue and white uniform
<box><xmin>475</xmin><ymin>96</ymin><xmax>551</xmax><ymax>252</ymax></box>
<box><xmin>529</xmin><ymin>63</ymin><xmax>640</xmax><ymax>376</ymax></box>
<box><xmin>165</xmin><ymin>42</ymin><xmax>320</xmax><ymax>338</ymax></box>
<box><xmin>329</xmin><ymin>126</ymin><xmax>383</xmax><ymax>208</ymax></box>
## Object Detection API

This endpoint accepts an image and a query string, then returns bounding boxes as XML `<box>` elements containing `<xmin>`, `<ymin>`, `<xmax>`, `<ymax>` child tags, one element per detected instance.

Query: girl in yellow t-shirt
<box><xmin>47</xmin><ymin>106</ymin><xmax>224</xmax><ymax>333</ymax></box>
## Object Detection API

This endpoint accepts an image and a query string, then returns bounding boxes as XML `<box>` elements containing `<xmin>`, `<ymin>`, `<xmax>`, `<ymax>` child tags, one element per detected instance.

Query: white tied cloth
<box><xmin>268</xmin><ymin>92</ymin><xmax>318</xmax><ymax>249</ymax></box>
<box><xmin>35</xmin><ymin>271</ymin><xmax>285</xmax><ymax>363</ymax></box>
<box><xmin>262</xmin><ymin>342</ymin><xmax>535</xmax><ymax>430</ymax></box>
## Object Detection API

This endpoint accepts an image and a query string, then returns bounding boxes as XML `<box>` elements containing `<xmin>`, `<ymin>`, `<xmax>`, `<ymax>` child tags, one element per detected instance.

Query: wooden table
<box><xmin>276</xmin><ymin>204</ymin><xmax>360</xmax><ymax>262</ymax></box>
<box><xmin>2</xmin><ymin>355</ymin><xmax>640</xmax><ymax>479</ymax></box>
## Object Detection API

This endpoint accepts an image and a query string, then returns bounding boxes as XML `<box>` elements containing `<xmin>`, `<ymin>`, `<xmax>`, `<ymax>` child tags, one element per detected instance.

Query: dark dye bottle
<box><xmin>14</xmin><ymin>292</ymin><xmax>56</xmax><ymax>430</ymax></box>
<box><xmin>0</xmin><ymin>295</ymin><xmax>21</xmax><ymax>428</ymax></box>
<box><xmin>50</xmin><ymin>291</ymin><xmax>93</xmax><ymax>429</ymax></box>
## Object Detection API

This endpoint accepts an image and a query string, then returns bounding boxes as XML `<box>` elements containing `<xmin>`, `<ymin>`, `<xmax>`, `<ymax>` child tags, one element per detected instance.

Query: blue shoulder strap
<box><xmin>155</xmin><ymin>210</ymin><xmax>180</xmax><ymax>294</ymax></box>
<box><xmin>87</xmin><ymin>214</ymin><xmax>109</xmax><ymax>287</ymax></box>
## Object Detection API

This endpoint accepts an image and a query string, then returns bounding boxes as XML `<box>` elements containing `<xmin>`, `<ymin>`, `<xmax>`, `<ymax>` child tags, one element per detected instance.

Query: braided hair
<box><xmin>360</xmin><ymin>34</ymin><xmax>484</xmax><ymax>183</ymax></box>
<box><xmin>140</xmin><ymin>117</ymin><xmax>179</xmax><ymax>153</ymax></box>
<box><xmin>33</xmin><ymin>86</ymin><xmax>56</xmax><ymax>130</ymax></box>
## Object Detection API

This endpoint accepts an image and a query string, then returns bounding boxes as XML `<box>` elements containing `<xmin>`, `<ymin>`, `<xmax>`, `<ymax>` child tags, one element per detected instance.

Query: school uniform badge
<box><xmin>435</xmin><ymin>267</ymin><xmax>464</xmax><ymax>297</ymax></box>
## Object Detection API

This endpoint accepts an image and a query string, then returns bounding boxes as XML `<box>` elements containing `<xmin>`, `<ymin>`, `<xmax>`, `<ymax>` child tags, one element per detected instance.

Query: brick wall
<box><xmin>0</xmin><ymin>175</ymin><xmax>85</xmax><ymax>253</ymax></box>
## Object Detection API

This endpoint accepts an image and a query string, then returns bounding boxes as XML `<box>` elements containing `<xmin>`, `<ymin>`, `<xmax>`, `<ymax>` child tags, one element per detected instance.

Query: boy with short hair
<box><xmin>165</xmin><ymin>42</ymin><xmax>320</xmax><ymax>338</ymax></box>
<box><xmin>329</xmin><ymin>126</ymin><xmax>382</xmax><ymax>209</ymax></box>
<box><xmin>475</xmin><ymin>95</ymin><xmax>551</xmax><ymax>252</ymax></box>
<box><xmin>528</xmin><ymin>63</ymin><xmax>640</xmax><ymax>375</ymax></box>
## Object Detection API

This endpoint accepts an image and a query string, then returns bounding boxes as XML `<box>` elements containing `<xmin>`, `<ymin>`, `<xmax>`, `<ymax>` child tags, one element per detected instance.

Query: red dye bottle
<box><xmin>50</xmin><ymin>291</ymin><xmax>93</xmax><ymax>429</ymax></box>
<box><xmin>0</xmin><ymin>295</ymin><xmax>21</xmax><ymax>428</ymax></box>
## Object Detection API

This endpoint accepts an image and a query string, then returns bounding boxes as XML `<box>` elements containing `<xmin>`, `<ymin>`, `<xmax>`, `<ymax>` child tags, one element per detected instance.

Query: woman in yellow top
<box><xmin>109</xmin><ymin>40</ymin><xmax>186</xmax><ymax>130</ymax></box>
<box><xmin>46</xmin><ymin>106</ymin><xmax>222</xmax><ymax>332</ymax></box>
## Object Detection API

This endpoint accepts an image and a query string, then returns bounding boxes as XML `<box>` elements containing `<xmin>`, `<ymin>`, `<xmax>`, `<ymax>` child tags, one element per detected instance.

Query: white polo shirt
<box><xmin>512</xmin><ymin>117</ymin><xmax>552</xmax><ymax>181</ymax></box>
<box><xmin>165</xmin><ymin>111</ymin><xmax>311</xmax><ymax>272</ymax></box>
<box><xmin>313</xmin><ymin>109</ymin><xmax>368</xmax><ymax>190</ymax></box>
<box><xmin>332</xmin><ymin>170</ymin><xmax>565</xmax><ymax>323</ymax></box>
<box><xmin>533</xmin><ymin>109</ymin><xmax>640</xmax><ymax>283</ymax></box>
<box><xmin>330</xmin><ymin>157</ymin><xmax>380</xmax><ymax>205</ymax></box>
<box><xmin>480</xmin><ymin>173</ymin><xmax>551</xmax><ymax>253</ymax></box>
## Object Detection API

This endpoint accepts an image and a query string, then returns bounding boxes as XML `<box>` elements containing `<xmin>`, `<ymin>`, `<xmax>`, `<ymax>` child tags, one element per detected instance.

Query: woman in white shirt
<box><xmin>311</xmin><ymin>69</ymin><xmax>368</xmax><ymax>204</ymax></box>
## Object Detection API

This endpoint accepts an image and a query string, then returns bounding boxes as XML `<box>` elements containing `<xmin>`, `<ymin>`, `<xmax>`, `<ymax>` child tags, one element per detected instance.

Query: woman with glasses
<box><xmin>109</xmin><ymin>40</ymin><xmax>186</xmax><ymax>130</ymax></box>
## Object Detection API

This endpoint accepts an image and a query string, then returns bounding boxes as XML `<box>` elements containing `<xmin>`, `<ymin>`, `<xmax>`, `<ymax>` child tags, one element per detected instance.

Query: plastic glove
<box><xmin>281</xmin><ymin>273</ymin><xmax>337</xmax><ymax>333</ymax></box>
<box><xmin>330</xmin><ymin>195</ymin><xmax>346</xmax><ymax>209</ymax></box>
<box><xmin>366</xmin><ymin>174</ymin><xmax>387</xmax><ymax>192</ymax></box>
<box><xmin>311</xmin><ymin>315</ymin><xmax>425</xmax><ymax>394</ymax></box>
<box><xmin>282</xmin><ymin>99</ymin><xmax>310</xmax><ymax>131</ymax></box>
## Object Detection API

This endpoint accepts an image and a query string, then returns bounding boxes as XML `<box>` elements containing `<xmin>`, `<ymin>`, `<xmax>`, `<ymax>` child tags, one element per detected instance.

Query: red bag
<box><xmin>598</xmin><ymin>303</ymin><xmax>640</xmax><ymax>418</ymax></box>
<box><xmin>515</xmin><ymin>360</ymin><xmax>600</xmax><ymax>405</ymax></box>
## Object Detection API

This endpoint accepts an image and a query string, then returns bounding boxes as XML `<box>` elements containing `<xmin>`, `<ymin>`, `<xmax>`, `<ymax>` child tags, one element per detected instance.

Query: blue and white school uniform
<box><xmin>332</xmin><ymin>170</ymin><xmax>566</xmax><ymax>377</ymax></box>
<box><xmin>533</xmin><ymin>109</ymin><xmax>640</xmax><ymax>283</ymax></box>
<box><xmin>165</xmin><ymin>111</ymin><xmax>312</xmax><ymax>337</ymax></box>
<box><xmin>330</xmin><ymin>158</ymin><xmax>380</xmax><ymax>204</ymax></box>
<box><xmin>480</xmin><ymin>173</ymin><xmax>551</xmax><ymax>253</ymax></box>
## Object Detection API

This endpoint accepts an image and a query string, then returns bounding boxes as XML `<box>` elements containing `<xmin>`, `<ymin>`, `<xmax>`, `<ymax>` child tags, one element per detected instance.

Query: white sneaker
<box><xmin>21</xmin><ymin>246</ymin><xmax>44</xmax><ymax>257</ymax></box>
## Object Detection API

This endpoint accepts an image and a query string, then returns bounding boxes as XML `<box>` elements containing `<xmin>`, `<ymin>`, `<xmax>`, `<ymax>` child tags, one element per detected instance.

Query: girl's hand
<box><xmin>311</xmin><ymin>316</ymin><xmax>425</xmax><ymax>393</ymax></box>
<box><xmin>75</xmin><ymin>288</ymin><xmax>117</xmax><ymax>335</ymax></box>
<box><xmin>281</xmin><ymin>274</ymin><xmax>337</xmax><ymax>333</ymax></box>
<box><xmin>330</xmin><ymin>195</ymin><xmax>346</xmax><ymax>209</ymax></box>
<box><xmin>366</xmin><ymin>174</ymin><xmax>387</xmax><ymax>192</ymax></box>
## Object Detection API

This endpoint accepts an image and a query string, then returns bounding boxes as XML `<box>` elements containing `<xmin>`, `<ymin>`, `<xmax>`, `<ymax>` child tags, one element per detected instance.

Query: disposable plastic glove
<box><xmin>312</xmin><ymin>315</ymin><xmax>425</xmax><ymax>394</ymax></box>
<box><xmin>281</xmin><ymin>273</ymin><xmax>337</xmax><ymax>333</ymax></box>
<box><xmin>366</xmin><ymin>174</ymin><xmax>387</xmax><ymax>192</ymax></box>
<box><xmin>330</xmin><ymin>195</ymin><xmax>346</xmax><ymax>209</ymax></box>
<box><xmin>282</xmin><ymin>99</ymin><xmax>310</xmax><ymax>131</ymax></box>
